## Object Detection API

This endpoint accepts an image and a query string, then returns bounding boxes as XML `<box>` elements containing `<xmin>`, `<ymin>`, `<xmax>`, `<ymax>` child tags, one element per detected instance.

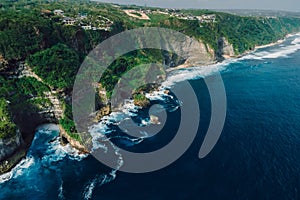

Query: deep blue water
<box><xmin>1</xmin><ymin>35</ymin><xmax>300</xmax><ymax>199</ymax></box>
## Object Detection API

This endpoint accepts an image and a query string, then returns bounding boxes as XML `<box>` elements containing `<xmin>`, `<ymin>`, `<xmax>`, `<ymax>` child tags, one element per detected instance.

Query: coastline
<box><xmin>0</xmin><ymin>128</ymin><xmax>36</xmax><ymax>175</ymax></box>
<box><xmin>1</xmin><ymin>32</ymin><xmax>299</xmax><ymax>177</ymax></box>
<box><xmin>254</xmin><ymin>39</ymin><xmax>285</xmax><ymax>50</ymax></box>
<box><xmin>171</xmin><ymin>32</ymin><xmax>299</xmax><ymax>71</ymax></box>
<box><xmin>59</xmin><ymin>125</ymin><xmax>90</xmax><ymax>154</ymax></box>
<box><xmin>254</xmin><ymin>32</ymin><xmax>299</xmax><ymax>50</ymax></box>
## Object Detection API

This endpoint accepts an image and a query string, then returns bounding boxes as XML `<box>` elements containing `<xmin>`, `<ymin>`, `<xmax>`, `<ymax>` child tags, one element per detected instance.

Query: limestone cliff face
<box><xmin>16</xmin><ymin>62</ymin><xmax>64</xmax><ymax>119</ymax></box>
<box><xmin>0</xmin><ymin>128</ymin><xmax>24</xmax><ymax>175</ymax></box>
<box><xmin>161</xmin><ymin>36</ymin><xmax>216</xmax><ymax>67</ymax></box>
<box><xmin>162</xmin><ymin>36</ymin><xmax>235</xmax><ymax>67</ymax></box>
<box><xmin>0</xmin><ymin>130</ymin><xmax>22</xmax><ymax>161</ymax></box>
<box><xmin>0</xmin><ymin>34</ymin><xmax>236</xmax><ymax>174</ymax></box>
<box><xmin>109</xmin><ymin>36</ymin><xmax>234</xmax><ymax>110</ymax></box>
<box><xmin>0</xmin><ymin>62</ymin><xmax>65</xmax><ymax>174</ymax></box>
<box><xmin>217</xmin><ymin>37</ymin><xmax>235</xmax><ymax>61</ymax></box>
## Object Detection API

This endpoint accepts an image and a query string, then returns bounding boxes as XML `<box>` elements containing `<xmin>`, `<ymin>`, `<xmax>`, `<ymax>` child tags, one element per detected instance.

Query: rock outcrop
<box><xmin>8</xmin><ymin>62</ymin><xmax>44</xmax><ymax>82</ymax></box>
<box><xmin>162</xmin><ymin>36</ymin><xmax>216</xmax><ymax>67</ymax></box>
<box><xmin>217</xmin><ymin>37</ymin><xmax>235</xmax><ymax>61</ymax></box>
<box><xmin>0</xmin><ymin>129</ymin><xmax>27</xmax><ymax>174</ymax></box>
<box><xmin>0</xmin><ymin>109</ymin><xmax>50</xmax><ymax>174</ymax></box>
<box><xmin>0</xmin><ymin>130</ymin><xmax>22</xmax><ymax>161</ymax></box>
<box><xmin>0</xmin><ymin>34</ymin><xmax>237</xmax><ymax>175</ymax></box>
<box><xmin>41</xmin><ymin>91</ymin><xmax>64</xmax><ymax>121</ymax></box>
<box><xmin>0</xmin><ymin>62</ymin><xmax>65</xmax><ymax>174</ymax></box>
<box><xmin>59</xmin><ymin>125</ymin><xmax>89</xmax><ymax>153</ymax></box>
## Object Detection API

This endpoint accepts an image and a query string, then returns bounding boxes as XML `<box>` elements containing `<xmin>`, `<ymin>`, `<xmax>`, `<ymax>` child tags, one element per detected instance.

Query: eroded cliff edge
<box><xmin>0</xmin><ymin>36</ymin><xmax>236</xmax><ymax>175</ymax></box>
<box><xmin>0</xmin><ymin>34</ymin><xmax>269</xmax><ymax>175</ymax></box>
<box><xmin>0</xmin><ymin>62</ymin><xmax>83</xmax><ymax>174</ymax></box>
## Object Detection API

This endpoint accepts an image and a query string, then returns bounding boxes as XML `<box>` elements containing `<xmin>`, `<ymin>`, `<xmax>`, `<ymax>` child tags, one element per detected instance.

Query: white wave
<box><xmin>241</xmin><ymin>37</ymin><xmax>300</xmax><ymax>61</ymax></box>
<box><xmin>162</xmin><ymin>61</ymin><xmax>230</xmax><ymax>87</ymax></box>
<box><xmin>145</xmin><ymin>87</ymin><xmax>175</xmax><ymax>101</ymax></box>
<box><xmin>168</xmin><ymin>105</ymin><xmax>180</xmax><ymax>113</ymax></box>
<box><xmin>89</xmin><ymin>98</ymin><xmax>143</xmax><ymax>152</ymax></box>
<box><xmin>60</xmin><ymin>143</ymin><xmax>88</xmax><ymax>161</ymax></box>
<box><xmin>36</xmin><ymin>123</ymin><xmax>59</xmax><ymax>132</ymax></box>
<box><xmin>0</xmin><ymin>126</ymin><xmax>89</xmax><ymax>184</ymax></box>
<box><xmin>89</xmin><ymin>121</ymin><xmax>111</xmax><ymax>152</ymax></box>
<box><xmin>0</xmin><ymin>156</ymin><xmax>35</xmax><ymax>183</ymax></box>
<box><xmin>83</xmin><ymin>171</ymin><xmax>118</xmax><ymax>200</ymax></box>
<box><xmin>43</xmin><ymin>136</ymin><xmax>87</xmax><ymax>163</ymax></box>
<box><xmin>109</xmin><ymin>135</ymin><xmax>145</xmax><ymax>145</ymax></box>
<box><xmin>13</xmin><ymin>156</ymin><xmax>35</xmax><ymax>178</ymax></box>
<box><xmin>83</xmin><ymin>177</ymin><xmax>97</xmax><ymax>200</ymax></box>
<box><xmin>112</xmin><ymin>144</ymin><xmax>124</xmax><ymax>171</ymax></box>
<box><xmin>122</xmin><ymin>100</ymin><xmax>139</xmax><ymax>116</ymax></box>
<box><xmin>89</xmin><ymin>122</ymin><xmax>124</xmax><ymax>165</ymax></box>
<box><xmin>141</xmin><ymin>119</ymin><xmax>151</xmax><ymax>126</ymax></box>
<box><xmin>36</xmin><ymin>125</ymin><xmax>89</xmax><ymax>162</ymax></box>
<box><xmin>58</xmin><ymin>181</ymin><xmax>65</xmax><ymax>200</ymax></box>
<box><xmin>0</xmin><ymin>171</ymin><xmax>12</xmax><ymax>184</ymax></box>
<box><xmin>291</xmin><ymin>37</ymin><xmax>300</xmax><ymax>45</ymax></box>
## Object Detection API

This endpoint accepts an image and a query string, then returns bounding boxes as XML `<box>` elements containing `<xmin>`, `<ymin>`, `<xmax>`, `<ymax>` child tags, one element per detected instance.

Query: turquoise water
<box><xmin>1</xmin><ymin>35</ymin><xmax>300</xmax><ymax>199</ymax></box>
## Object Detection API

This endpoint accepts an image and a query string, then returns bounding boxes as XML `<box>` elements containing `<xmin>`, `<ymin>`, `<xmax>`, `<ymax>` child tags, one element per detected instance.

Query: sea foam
<box><xmin>0</xmin><ymin>156</ymin><xmax>35</xmax><ymax>184</ymax></box>
<box><xmin>241</xmin><ymin>36</ymin><xmax>300</xmax><ymax>60</ymax></box>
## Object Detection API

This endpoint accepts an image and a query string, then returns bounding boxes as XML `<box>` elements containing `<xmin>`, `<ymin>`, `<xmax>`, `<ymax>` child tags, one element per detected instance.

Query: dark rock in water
<box><xmin>60</xmin><ymin>135</ymin><xmax>69</xmax><ymax>146</ymax></box>
<box><xmin>133</xmin><ymin>98</ymin><xmax>151</xmax><ymax>108</ymax></box>
<box><xmin>164</xmin><ymin>90</ymin><xmax>170</xmax><ymax>95</ymax></box>
<box><xmin>59</xmin><ymin>125</ymin><xmax>90</xmax><ymax>154</ymax></box>
<box><xmin>150</xmin><ymin>115</ymin><xmax>160</xmax><ymax>125</ymax></box>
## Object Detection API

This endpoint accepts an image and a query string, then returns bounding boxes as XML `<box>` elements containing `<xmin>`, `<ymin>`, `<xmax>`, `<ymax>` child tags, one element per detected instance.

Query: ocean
<box><xmin>1</xmin><ymin>34</ymin><xmax>300</xmax><ymax>200</ymax></box>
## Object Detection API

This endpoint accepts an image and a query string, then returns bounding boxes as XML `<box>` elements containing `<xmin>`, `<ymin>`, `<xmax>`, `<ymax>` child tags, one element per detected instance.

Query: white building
<box><xmin>81</xmin><ymin>25</ymin><xmax>92</xmax><ymax>30</ymax></box>
<box><xmin>53</xmin><ymin>9</ymin><xmax>64</xmax><ymax>16</ymax></box>
<box><xmin>63</xmin><ymin>17</ymin><xmax>76</xmax><ymax>25</ymax></box>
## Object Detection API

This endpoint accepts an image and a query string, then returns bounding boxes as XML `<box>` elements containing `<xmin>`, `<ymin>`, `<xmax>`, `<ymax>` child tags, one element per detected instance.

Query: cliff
<box><xmin>59</xmin><ymin>125</ymin><xmax>89</xmax><ymax>153</ymax></box>
<box><xmin>0</xmin><ymin>130</ymin><xmax>22</xmax><ymax>161</ymax></box>
<box><xmin>1</xmin><ymin>0</ymin><xmax>300</xmax><ymax>175</ymax></box>
<box><xmin>217</xmin><ymin>37</ymin><xmax>235</xmax><ymax>61</ymax></box>
<box><xmin>162</xmin><ymin>36</ymin><xmax>216</xmax><ymax>67</ymax></box>
<box><xmin>0</xmin><ymin>62</ymin><xmax>66</xmax><ymax>174</ymax></box>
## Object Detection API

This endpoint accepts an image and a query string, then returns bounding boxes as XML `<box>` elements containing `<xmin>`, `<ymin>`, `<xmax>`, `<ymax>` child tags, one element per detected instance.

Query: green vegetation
<box><xmin>133</xmin><ymin>93</ymin><xmax>150</xmax><ymax>107</ymax></box>
<box><xmin>26</xmin><ymin>43</ymin><xmax>80</xmax><ymax>89</ymax></box>
<box><xmin>59</xmin><ymin>100</ymin><xmax>81</xmax><ymax>142</ymax></box>
<box><xmin>131</xmin><ymin>11</ymin><xmax>143</xmax><ymax>17</ymax></box>
<box><xmin>0</xmin><ymin>10</ymin><xmax>54</xmax><ymax>61</ymax></box>
<box><xmin>100</xmin><ymin>49</ymin><xmax>165</xmax><ymax>98</ymax></box>
<box><xmin>1</xmin><ymin>0</ymin><xmax>300</xmax><ymax>142</ymax></box>
<box><xmin>0</xmin><ymin>98</ymin><xmax>17</xmax><ymax>140</ymax></box>
<box><xmin>0</xmin><ymin>76</ymin><xmax>51</xmax><ymax>113</ymax></box>
<box><xmin>212</xmin><ymin>14</ymin><xmax>298</xmax><ymax>53</ymax></box>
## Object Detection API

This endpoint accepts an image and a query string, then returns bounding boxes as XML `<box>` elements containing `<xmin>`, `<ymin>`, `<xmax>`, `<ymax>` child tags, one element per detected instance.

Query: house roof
<box><xmin>63</xmin><ymin>17</ymin><xmax>75</xmax><ymax>21</ymax></box>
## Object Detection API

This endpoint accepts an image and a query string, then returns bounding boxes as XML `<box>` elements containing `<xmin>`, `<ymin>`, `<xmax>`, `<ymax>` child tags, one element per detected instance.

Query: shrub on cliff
<box><xmin>26</xmin><ymin>43</ymin><xmax>80</xmax><ymax>89</ymax></box>
<box><xmin>0</xmin><ymin>98</ymin><xmax>17</xmax><ymax>140</ymax></box>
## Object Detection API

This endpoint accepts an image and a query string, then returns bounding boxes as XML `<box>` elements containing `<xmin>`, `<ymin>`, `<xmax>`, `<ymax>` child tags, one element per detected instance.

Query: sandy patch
<box><xmin>123</xmin><ymin>10</ymin><xmax>150</xmax><ymax>20</ymax></box>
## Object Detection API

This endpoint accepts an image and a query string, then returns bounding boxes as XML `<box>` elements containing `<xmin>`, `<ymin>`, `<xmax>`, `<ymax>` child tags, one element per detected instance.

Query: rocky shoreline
<box><xmin>59</xmin><ymin>125</ymin><xmax>89</xmax><ymax>154</ymax></box>
<box><xmin>0</xmin><ymin>33</ymin><xmax>298</xmax><ymax>176</ymax></box>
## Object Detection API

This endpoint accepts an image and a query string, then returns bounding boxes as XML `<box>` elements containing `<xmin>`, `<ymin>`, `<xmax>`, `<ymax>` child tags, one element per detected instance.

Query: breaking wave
<box><xmin>83</xmin><ymin>170</ymin><xmax>117</xmax><ymax>200</ymax></box>
<box><xmin>0</xmin><ymin>124</ymin><xmax>87</xmax><ymax>185</ymax></box>
<box><xmin>1</xmin><ymin>33</ymin><xmax>300</xmax><ymax>199</ymax></box>
<box><xmin>241</xmin><ymin>34</ymin><xmax>300</xmax><ymax>60</ymax></box>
